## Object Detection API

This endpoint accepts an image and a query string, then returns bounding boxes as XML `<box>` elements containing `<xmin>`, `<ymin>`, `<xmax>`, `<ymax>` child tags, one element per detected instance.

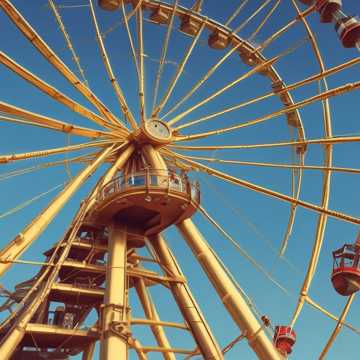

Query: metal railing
<box><xmin>98</xmin><ymin>169</ymin><xmax>200</xmax><ymax>203</ymax></box>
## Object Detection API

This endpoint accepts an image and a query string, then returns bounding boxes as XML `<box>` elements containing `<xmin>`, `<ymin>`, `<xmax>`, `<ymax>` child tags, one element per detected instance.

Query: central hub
<box><xmin>131</xmin><ymin>119</ymin><xmax>173</xmax><ymax>146</ymax></box>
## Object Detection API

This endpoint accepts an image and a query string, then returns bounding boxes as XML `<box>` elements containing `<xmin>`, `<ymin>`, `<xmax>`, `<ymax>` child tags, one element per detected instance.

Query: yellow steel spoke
<box><xmin>280</xmin><ymin>140</ymin><xmax>303</xmax><ymax>257</ymax></box>
<box><xmin>175</xmin><ymin>56</ymin><xmax>360</xmax><ymax>131</ymax></box>
<box><xmin>0</xmin><ymin>101</ymin><xmax>112</xmax><ymax>139</ymax></box>
<box><xmin>169</xmin><ymin>151</ymin><xmax>360</xmax><ymax>225</ymax></box>
<box><xmin>89</xmin><ymin>0</ymin><xmax>137</xmax><ymax>129</ymax></box>
<box><xmin>0</xmin><ymin>1</ymin><xmax>359</xmax><ymax>358</ymax></box>
<box><xmin>305</xmin><ymin>296</ymin><xmax>360</xmax><ymax>335</ymax></box>
<box><xmin>180</xmin><ymin>154</ymin><xmax>360</xmax><ymax>174</ymax></box>
<box><xmin>0</xmin><ymin>140</ymin><xmax>115</xmax><ymax>164</ymax></box>
<box><xmin>0</xmin><ymin>51</ymin><xmax>126</xmax><ymax>135</ymax></box>
<box><xmin>152</xmin><ymin>20</ymin><xmax>206</xmax><ymax>117</ymax></box>
<box><xmin>151</xmin><ymin>0</ymin><xmax>178</xmax><ymax>113</ymax></box>
<box><xmin>100</xmin><ymin>0</ymin><xmax>144</xmax><ymax>39</ymax></box>
<box><xmin>168</xmin><ymin>55</ymin><xmax>278</xmax><ymax>126</ymax></box>
<box><xmin>199</xmin><ymin>205</ymin><xmax>290</xmax><ymax>294</ymax></box>
<box><xmin>175</xmin><ymin>81</ymin><xmax>360</xmax><ymax>142</ymax></box>
<box><xmin>233</xmin><ymin>0</ymin><xmax>273</xmax><ymax>34</ymax></box>
<box><xmin>121</xmin><ymin>1</ymin><xmax>140</xmax><ymax>78</ymax></box>
<box><xmin>0</xmin><ymin>193</ymin><xmax>99</xmax><ymax>349</ymax></box>
<box><xmin>224</xmin><ymin>0</ymin><xmax>249</xmax><ymax>27</ymax></box>
<box><xmin>171</xmin><ymin>135</ymin><xmax>360</xmax><ymax>151</ymax></box>
<box><xmin>290</xmin><ymin>0</ymin><xmax>334</xmax><ymax>329</ymax></box>
<box><xmin>167</xmin><ymin>40</ymin><xmax>305</xmax><ymax>126</ymax></box>
<box><xmin>0</xmin><ymin>154</ymin><xmax>94</xmax><ymax>181</ymax></box>
<box><xmin>195</xmin><ymin>172</ymin><xmax>300</xmax><ymax>273</ymax></box>
<box><xmin>319</xmin><ymin>294</ymin><xmax>356</xmax><ymax>359</ymax></box>
<box><xmin>0</xmin><ymin>145</ymin><xmax>115</xmax><ymax>277</ymax></box>
<box><xmin>48</xmin><ymin>0</ymin><xmax>89</xmax><ymax>87</ymax></box>
<box><xmin>0</xmin><ymin>0</ymin><xmax>126</xmax><ymax>130</ymax></box>
<box><xmin>137</xmin><ymin>5</ymin><xmax>146</xmax><ymax>124</ymax></box>
<box><xmin>125</xmin><ymin>0</ymin><xmax>144</xmax><ymax>23</ymax></box>
<box><xmin>162</xmin><ymin>41</ymin><xmax>244</xmax><ymax>120</ymax></box>
<box><xmin>0</xmin><ymin>183</ymin><xmax>65</xmax><ymax>220</ymax></box>
<box><xmin>0</xmin><ymin>148</ymin><xmax>133</xmax><ymax>330</ymax></box>
<box><xmin>252</xmin><ymin>4</ymin><xmax>316</xmax><ymax>53</ymax></box>
<box><xmin>248</xmin><ymin>0</ymin><xmax>281</xmax><ymax>42</ymax></box>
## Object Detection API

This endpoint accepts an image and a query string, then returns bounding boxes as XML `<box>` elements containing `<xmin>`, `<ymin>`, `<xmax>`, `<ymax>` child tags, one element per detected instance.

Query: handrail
<box><xmin>97</xmin><ymin>169</ymin><xmax>200</xmax><ymax>203</ymax></box>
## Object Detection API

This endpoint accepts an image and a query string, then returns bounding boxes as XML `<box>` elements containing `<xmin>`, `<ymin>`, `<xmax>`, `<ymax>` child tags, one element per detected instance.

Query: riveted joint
<box><xmin>110</xmin><ymin>321</ymin><xmax>132</xmax><ymax>341</ymax></box>
<box><xmin>62</xmin><ymin>124</ymin><xmax>74</xmax><ymax>133</ymax></box>
<box><xmin>14</xmin><ymin>233</ymin><xmax>25</xmax><ymax>244</ymax></box>
<box><xmin>0</xmin><ymin>156</ymin><xmax>10</xmax><ymax>164</ymax></box>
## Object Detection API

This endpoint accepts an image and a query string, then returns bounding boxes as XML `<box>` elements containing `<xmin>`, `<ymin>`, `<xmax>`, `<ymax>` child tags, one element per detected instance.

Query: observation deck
<box><xmin>89</xmin><ymin>169</ymin><xmax>200</xmax><ymax>241</ymax></box>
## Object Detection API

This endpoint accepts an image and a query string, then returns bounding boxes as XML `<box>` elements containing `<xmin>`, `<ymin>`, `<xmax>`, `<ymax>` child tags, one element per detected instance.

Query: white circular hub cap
<box><xmin>143</xmin><ymin>119</ymin><xmax>172</xmax><ymax>144</ymax></box>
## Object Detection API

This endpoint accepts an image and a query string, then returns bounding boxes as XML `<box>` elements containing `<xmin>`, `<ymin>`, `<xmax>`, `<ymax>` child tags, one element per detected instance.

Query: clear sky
<box><xmin>0</xmin><ymin>0</ymin><xmax>359</xmax><ymax>359</ymax></box>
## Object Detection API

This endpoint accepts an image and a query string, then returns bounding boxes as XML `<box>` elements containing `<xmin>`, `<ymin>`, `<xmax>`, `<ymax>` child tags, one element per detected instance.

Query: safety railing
<box><xmin>98</xmin><ymin>169</ymin><xmax>200</xmax><ymax>203</ymax></box>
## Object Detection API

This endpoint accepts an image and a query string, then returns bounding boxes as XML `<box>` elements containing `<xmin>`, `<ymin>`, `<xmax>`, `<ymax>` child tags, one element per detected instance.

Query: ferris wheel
<box><xmin>0</xmin><ymin>0</ymin><xmax>359</xmax><ymax>359</ymax></box>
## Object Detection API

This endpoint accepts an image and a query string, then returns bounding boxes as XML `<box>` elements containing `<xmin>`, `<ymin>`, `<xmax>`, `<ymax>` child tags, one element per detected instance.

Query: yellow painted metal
<box><xmin>151</xmin><ymin>0</ymin><xmax>178</xmax><ymax>113</ymax></box>
<box><xmin>128</xmin><ymin>254</ymin><xmax>159</xmax><ymax>263</ymax></box>
<box><xmin>0</xmin><ymin>0</ymin><xmax>127</xmax><ymax>130</ymax></box>
<box><xmin>0</xmin><ymin>153</ymin><xmax>93</xmax><ymax>181</ymax></box>
<box><xmin>150</xmin><ymin>234</ymin><xmax>224</xmax><ymax>360</ymax></box>
<box><xmin>170</xmin><ymin>151</ymin><xmax>359</xmax><ymax>225</ymax></box>
<box><xmin>0</xmin><ymin>199</ymin><xmax>92</xmax><ymax>358</ymax></box>
<box><xmin>253</xmin><ymin>4</ymin><xmax>315</xmax><ymax>52</ymax></box>
<box><xmin>173</xmin><ymin>56</ymin><xmax>360</xmax><ymax>131</ymax></box>
<box><xmin>319</xmin><ymin>294</ymin><xmax>356</xmax><ymax>359</ymax></box>
<box><xmin>82</xmin><ymin>342</ymin><xmax>96</xmax><ymax>360</ymax></box>
<box><xmin>86</xmin><ymin>143</ymin><xmax>135</xmax><ymax>211</ymax></box>
<box><xmin>0</xmin><ymin>259</ymin><xmax>53</xmax><ymax>266</ymax></box>
<box><xmin>89</xmin><ymin>0</ymin><xmax>137</xmax><ymax>130</ymax></box>
<box><xmin>139</xmin><ymin>346</ymin><xmax>197</xmax><ymax>355</ymax></box>
<box><xmin>1</xmin><ymin>1</ymin><xmax>358</xmax><ymax>358</ymax></box>
<box><xmin>131</xmin><ymin>318</ymin><xmax>189</xmax><ymax>331</ymax></box>
<box><xmin>168</xmin><ymin>55</ymin><xmax>279</xmax><ymax>126</ymax></box>
<box><xmin>248</xmin><ymin>0</ymin><xmax>281</xmax><ymax>41</ymax></box>
<box><xmin>100</xmin><ymin>223</ymin><xmax>128</xmax><ymax>360</ymax></box>
<box><xmin>0</xmin><ymin>140</ymin><xmax>112</xmax><ymax>164</ymax></box>
<box><xmin>62</xmin><ymin>260</ymin><xmax>105</xmax><ymax>273</ymax></box>
<box><xmin>99</xmin><ymin>144</ymin><xmax>135</xmax><ymax>185</ymax></box>
<box><xmin>135</xmin><ymin>279</ymin><xmax>176</xmax><ymax>360</ymax></box>
<box><xmin>137</xmin><ymin>5</ymin><xmax>146</xmax><ymax>124</ymax></box>
<box><xmin>177</xmin><ymin>154</ymin><xmax>360</xmax><ymax>174</ymax></box>
<box><xmin>51</xmin><ymin>282</ymin><xmax>104</xmax><ymax>297</ymax></box>
<box><xmin>162</xmin><ymin>40</ymin><xmax>243</xmax><ymax>120</ymax></box>
<box><xmin>177</xmin><ymin>219</ymin><xmax>283</xmax><ymax>360</ymax></box>
<box><xmin>143</xmin><ymin>144</ymin><xmax>168</xmax><ymax>170</ymax></box>
<box><xmin>128</xmin><ymin>337</ymin><xmax>148</xmax><ymax>360</ymax></box>
<box><xmin>0</xmin><ymin>100</ymin><xmax>109</xmax><ymax>138</ymax></box>
<box><xmin>305</xmin><ymin>296</ymin><xmax>360</xmax><ymax>335</ymax></box>
<box><xmin>174</xmin><ymin>81</ymin><xmax>360</xmax><ymax>141</ymax></box>
<box><xmin>171</xmin><ymin>136</ymin><xmax>360</xmax><ymax>150</ymax></box>
<box><xmin>232</xmin><ymin>0</ymin><xmax>273</xmax><ymax>34</ymax></box>
<box><xmin>152</xmin><ymin>20</ymin><xmax>206</xmax><ymax>117</ymax></box>
<box><xmin>0</xmin><ymin>146</ymin><xmax>114</xmax><ymax>277</ymax></box>
<box><xmin>128</xmin><ymin>267</ymin><xmax>185</xmax><ymax>284</ymax></box>
<box><xmin>26</xmin><ymin>323</ymin><xmax>98</xmax><ymax>336</ymax></box>
<box><xmin>289</xmin><ymin>0</ymin><xmax>333</xmax><ymax>328</ymax></box>
<box><xmin>199</xmin><ymin>205</ymin><xmax>288</xmax><ymax>294</ymax></box>
<box><xmin>0</xmin><ymin>145</ymin><xmax>134</xmax><ymax>357</ymax></box>
<box><xmin>0</xmin><ymin>51</ymin><xmax>123</xmax><ymax>134</ymax></box>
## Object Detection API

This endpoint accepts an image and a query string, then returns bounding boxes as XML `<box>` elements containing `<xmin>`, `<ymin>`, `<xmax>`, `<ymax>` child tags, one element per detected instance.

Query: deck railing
<box><xmin>98</xmin><ymin>169</ymin><xmax>200</xmax><ymax>203</ymax></box>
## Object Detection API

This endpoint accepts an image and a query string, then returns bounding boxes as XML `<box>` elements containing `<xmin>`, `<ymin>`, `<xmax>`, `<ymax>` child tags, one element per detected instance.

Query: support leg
<box><xmin>135</xmin><ymin>278</ymin><xmax>176</xmax><ymax>360</ymax></box>
<box><xmin>150</xmin><ymin>234</ymin><xmax>223</xmax><ymax>360</ymax></box>
<box><xmin>100</xmin><ymin>223</ymin><xmax>128</xmax><ymax>360</ymax></box>
<box><xmin>82</xmin><ymin>342</ymin><xmax>96</xmax><ymax>360</ymax></box>
<box><xmin>177</xmin><ymin>219</ymin><xmax>283</xmax><ymax>360</ymax></box>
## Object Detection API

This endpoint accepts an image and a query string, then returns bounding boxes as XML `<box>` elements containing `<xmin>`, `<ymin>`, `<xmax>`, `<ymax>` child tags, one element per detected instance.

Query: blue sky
<box><xmin>0</xmin><ymin>0</ymin><xmax>359</xmax><ymax>359</ymax></box>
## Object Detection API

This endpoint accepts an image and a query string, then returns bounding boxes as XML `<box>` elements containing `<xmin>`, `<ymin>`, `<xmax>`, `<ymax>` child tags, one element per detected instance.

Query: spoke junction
<box><xmin>0</xmin><ymin>1</ymin><xmax>359</xmax><ymax>359</ymax></box>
